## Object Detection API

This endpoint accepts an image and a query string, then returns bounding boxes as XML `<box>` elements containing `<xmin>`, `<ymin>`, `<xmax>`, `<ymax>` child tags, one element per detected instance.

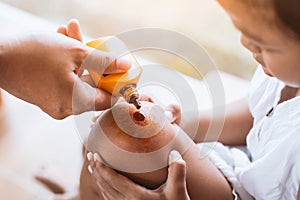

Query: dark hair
<box><xmin>274</xmin><ymin>0</ymin><xmax>300</xmax><ymax>38</ymax></box>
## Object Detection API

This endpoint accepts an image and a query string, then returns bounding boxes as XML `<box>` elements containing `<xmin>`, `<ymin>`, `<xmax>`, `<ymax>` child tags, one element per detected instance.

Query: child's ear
<box><xmin>165</xmin><ymin>104</ymin><xmax>181</xmax><ymax>125</ymax></box>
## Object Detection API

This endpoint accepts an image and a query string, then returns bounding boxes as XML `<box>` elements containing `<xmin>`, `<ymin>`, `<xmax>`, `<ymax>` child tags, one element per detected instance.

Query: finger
<box><xmin>91</xmin><ymin>154</ymin><xmax>147</xmax><ymax>199</ymax></box>
<box><xmin>57</xmin><ymin>25</ymin><xmax>67</xmax><ymax>35</ymax></box>
<box><xmin>167</xmin><ymin>150</ymin><xmax>188</xmax><ymax>191</ymax></box>
<box><xmin>91</xmin><ymin>112</ymin><xmax>101</xmax><ymax>123</ymax></box>
<box><xmin>101</xmin><ymin>191</ymin><xmax>113</xmax><ymax>200</ymax></box>
<box><xmin>165</xmin><ymin>110</ymin><xmax>173</xmax><ymax>122</ymax></box>
<box><xmin>139</xmin><ymin>94</ymin><xmax>154</xmax><ymax>102</ymax></box>
<box><xmin>82</xmin><ymin>47</ymin><xmax>131</xmax><ymax>74</ymax></box>
<box><xmin>72</xmin><ymin>77</ymin><xmax>114</xmax><ymax>114</ymax></box>
<box><xmin>67</xmin><ymin>19</ymin><xmax>83</xmax><ymax>42</ymax></box>
<box><xmin>77</xmin><ymin>69</ymin><xmax>84</xmax><ymax>77</ymax></box>
<box><xmin>80</xmin><ymin>74</ymin><xmax>96</xmax><ymax>87</ymax></box>
<box><xmin>87</xmin><ymin>152</ymin><xmax>94</xmax><ymax>167</ymax></box>
<box><xmin>96</xmin><ymin>180</ymin><xmax>125</xmax><ymax>200</ymax></box>
<box><xmin>165</xmin><ymin>104</ymin><xmax>181</xmax><ymax>124</ymax></box>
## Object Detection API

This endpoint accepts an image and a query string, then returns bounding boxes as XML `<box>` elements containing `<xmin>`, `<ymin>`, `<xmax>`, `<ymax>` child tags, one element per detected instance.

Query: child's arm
<box><xmin>182</xmin><ymin>97</ymin><xmax>253</xmax><ymax>146</ymax></box>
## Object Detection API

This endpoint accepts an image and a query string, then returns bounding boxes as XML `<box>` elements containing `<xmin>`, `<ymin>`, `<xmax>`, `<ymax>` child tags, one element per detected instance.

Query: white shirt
<box><xmin>200</xmin><ymin>67</ymin><xmax>300</xmax><ymax>200</ymax></box>
<box><xmin>240</xmin><ymin>67</ymin><xmax>300</xmax><ymax>199</ymax></box>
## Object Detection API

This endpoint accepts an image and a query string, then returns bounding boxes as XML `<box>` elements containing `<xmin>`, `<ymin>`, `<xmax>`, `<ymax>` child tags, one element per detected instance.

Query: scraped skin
<box><xmin>80</xmin><ymin>98</ymin><xmax>233</xmax><ymax>200</ymax></box>
<box><xmin>81</xmin><ymin>100</ymin><xmax>178</xmax><ymax>194</ymax></box>
<box><xmin>133</xmin><ymin>111</ymin><xmax>145</xmax><ymax>121</ymax></box>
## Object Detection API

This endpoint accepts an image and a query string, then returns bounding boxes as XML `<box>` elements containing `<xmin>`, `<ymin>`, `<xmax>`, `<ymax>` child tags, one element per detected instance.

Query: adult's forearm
<box><xmin>0</xmin><ymin>40</ymin><xmax>8</xmax><ymax>87</ymax></box>
<box><xmin>0</xmin><ymin>36</ymin><xmax>20</xmax><ymax>90</ymax></box>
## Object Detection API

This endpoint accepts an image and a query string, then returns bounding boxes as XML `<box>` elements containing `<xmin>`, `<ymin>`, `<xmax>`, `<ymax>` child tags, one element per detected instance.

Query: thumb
<box><xmin>166</xmin><ymin>150</ymin><xmax>190</xmax><ymax>200</ymax></box>
<box><xmin>82</xmin><ymin>46</ymin><xmax>131</xmax><ymax>74</ymax></box>
<box><xmin>71</xmin><ymin>77</ymin><xmax>115</xmax><ymax>114</ymax></box>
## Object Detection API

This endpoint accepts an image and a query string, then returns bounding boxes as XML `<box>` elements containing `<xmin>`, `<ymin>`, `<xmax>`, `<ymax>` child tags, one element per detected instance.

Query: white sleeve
<box><xmin>197</xmin><ymin>142</ymin><xmax>254</xmax><ymax>200</ymax></box>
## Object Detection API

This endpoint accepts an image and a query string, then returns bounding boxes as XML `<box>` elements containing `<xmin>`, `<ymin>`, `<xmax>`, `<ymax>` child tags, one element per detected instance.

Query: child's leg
<box><xmin>79</xmin><ymin>152</ymin><xmax>105</xmax><ymax>200</ymax></box>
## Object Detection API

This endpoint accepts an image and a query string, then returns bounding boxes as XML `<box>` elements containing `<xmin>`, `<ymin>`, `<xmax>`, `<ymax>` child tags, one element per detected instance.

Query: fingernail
<box><xmin>88</xmin><ymin>165</ymin><xmax>93</xmax><ymax>174</ymax></box>
<box><xmin>93</xmin><ymin>153</ymin><xmax>101</xmax><ymax>162</ymax></box>
<box><xmin>165</xmin><ymin>111</ymin><xmax>173</xmax><ymax>122</ymax></box>
<box><xmin>169</xmin><ymin>150</ymin><xmax>184</xmax><ymax>165</ymax></box>
<box><xmin>92</xmin><ymin>116</ymin><xmax>97</xmax><ymax>123</ymax></box>
<box><xmin>87</xmin><ymin>152</ymin><xmax>93</xmax><ymax>161</ymax></box>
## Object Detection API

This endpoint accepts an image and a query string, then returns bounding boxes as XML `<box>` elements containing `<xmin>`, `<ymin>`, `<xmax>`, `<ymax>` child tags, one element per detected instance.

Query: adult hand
<box><xmin>0</xmin><ymin>20</ymin><xmax>130</xmax><ymax>119</ymax></box>
<box><xmin>87</xmin><ymin>151</ymin><xmax>191</xmax><ymax>200</ymax></box>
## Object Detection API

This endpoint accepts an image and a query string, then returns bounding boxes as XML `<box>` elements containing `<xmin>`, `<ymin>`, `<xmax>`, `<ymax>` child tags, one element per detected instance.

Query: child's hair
<box><xmin>274</xmin><ymin>0</ymin><xmax>300</xmax><ymax>38</ymax></box>
<box><xmin>242</xmin><ymin>0</ymin><xmax>300</xmax><ymax>38</ymax></box>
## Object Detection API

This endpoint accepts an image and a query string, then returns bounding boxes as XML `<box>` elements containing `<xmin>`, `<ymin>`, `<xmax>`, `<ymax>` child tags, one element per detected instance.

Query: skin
<box><xmin>33</xmin><ymin>22</ymin><xmax>194</xmax><ymax>200</ymax></box>
<box><xmin>81</xmin><ymin>100</ymin><xmax>188</xmax><ymax>200</ymax></box>
<box><xmin>183</xmin><ymin>97</ymin><xmax>253</xmax><ymax>146</ymax></box>
<box><xmin>40</xmin><ymin>5</ymin><xmax>300</xmax><ymax>198</ymax></box>
<box><xmin>218</xmin><ymin>0</ymin><xmax>300</xmax><ymax>89</ymax></box>
<box><xmin>0</xmin><ymin>19</ymin><xmax>130</xmax><ymax>119</ymax></box>
<box><xmin>84</xmin><ymin>100</ymin><xmax>232</xmax><ymax>200</ymax></box>
<box><xmin>88</xmin><ymin>0</ymin><xmax>300</xmax><ymax>199</ymax></box>
<box><xmin>87</xmin><ymin>151</ymin><xmax>190</xmax><ymax>200</ymax></box>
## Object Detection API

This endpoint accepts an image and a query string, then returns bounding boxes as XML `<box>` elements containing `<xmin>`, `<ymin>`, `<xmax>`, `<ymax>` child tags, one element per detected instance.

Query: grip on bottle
<box><xmin>86</xmin><ymin>37</ymin><xmax>142</xmax><ymax>97</ymax></box>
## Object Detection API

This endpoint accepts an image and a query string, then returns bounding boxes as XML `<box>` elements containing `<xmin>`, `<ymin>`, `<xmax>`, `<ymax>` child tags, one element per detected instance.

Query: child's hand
<box><xmin>140</xmin><ymin>94</ymin><xmax>182</xmax><ymax>125</ymax></box>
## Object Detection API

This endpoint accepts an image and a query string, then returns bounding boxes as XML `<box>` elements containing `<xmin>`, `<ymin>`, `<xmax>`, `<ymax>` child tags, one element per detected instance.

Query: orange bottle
<box><xmin>86</xmin><ymin>36</ymin><xmax>143</xmax><ymax>108</ymax></box>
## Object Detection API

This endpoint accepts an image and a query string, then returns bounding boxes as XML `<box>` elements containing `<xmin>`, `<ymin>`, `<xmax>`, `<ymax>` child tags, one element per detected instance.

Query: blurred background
<box><xmin>0</xmin><ymin>1</ymin><xmax>255</xmax><ymax>198</ymax></box>
<box><xmin>2</xmin><ymin>0</ymin><xmax>257</xmax><ymax>79</ymax></box>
